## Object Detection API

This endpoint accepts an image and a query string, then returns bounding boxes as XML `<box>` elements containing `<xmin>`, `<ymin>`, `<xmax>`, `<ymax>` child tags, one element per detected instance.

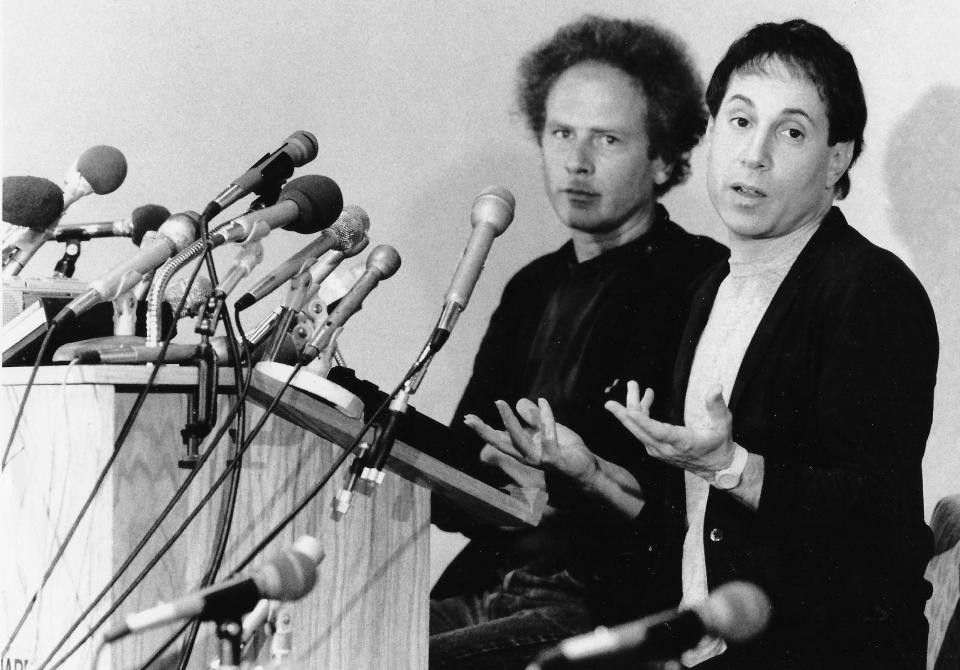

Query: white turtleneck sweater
<box><xmin>679</xmin><ymin>220</ymin><xmax>819</xmax><ymax>666</ymax></box>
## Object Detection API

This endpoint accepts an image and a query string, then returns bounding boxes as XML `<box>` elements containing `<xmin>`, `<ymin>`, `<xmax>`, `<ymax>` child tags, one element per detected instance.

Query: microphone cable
<box><xmin>2</xmin><ymin>324</ymin><xmax>59</xmax><ymax>471</ymax></box>
<box><xmin>1</xmin><ymin>254</ymin><xmax>211</xmax><ymax>657</ymax></box>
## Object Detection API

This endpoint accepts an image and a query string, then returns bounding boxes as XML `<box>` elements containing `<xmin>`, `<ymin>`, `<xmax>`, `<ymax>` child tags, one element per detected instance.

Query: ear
<box><xmin>652</xmin><ymin>156</ymin><xmax>670</xmax><ymax>186</ymax></box>
<box><xmin>825</xmin><ymin>140</ymin><xmax>854</xmax><ymax>190</ymax></box>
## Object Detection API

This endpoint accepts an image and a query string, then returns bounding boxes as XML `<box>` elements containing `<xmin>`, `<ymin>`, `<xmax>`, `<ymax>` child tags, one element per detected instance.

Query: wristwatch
<box><xmin>712</xmin><ymin>444</ymin><xmax>748</xmax><ymax>490</ymax></box>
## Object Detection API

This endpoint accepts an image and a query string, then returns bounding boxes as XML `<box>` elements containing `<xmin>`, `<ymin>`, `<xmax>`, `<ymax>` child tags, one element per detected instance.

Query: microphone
<box><xmin>104</xmin><ymin>535</ymin><xmax>324</xmax><ymax>643</ymax></box>
<box><xmin>298</xmin><ymin>245</ymin><xmax>401</xmax><ymax>362</ymax></box>
<box><xmin>214</xmin><ymin>241</ymin><xmax>265</xmax><ymax>299</ymax></box>
<box><xmin>2</xmin><ymin>176</ymin><xmax>66</xmax><ymax>277</ymax></box>
<box><xmin>64</xmin><ymin>336</ymin><xmax>235</xmax><ymax>365</ymax></box>
<box><xmin>528</xmin><ymin>582</ymin><xmax>771</xmax><ymax>669</ymax></box>
<box><xmin>207</xmin><ymin>175</ymin><xmax>342</xmax><ymax>248</ymax></box>
<box><xmin>204</xmin><ymin>131</ymin><xmax>319</xmax><ymax>219</ymax></box>
<box><xmin>53</xmin><ymin>204</ymin><xmax>171</xmax><ymax>242</ymax></box>
<box><xmin>431</xmin><ymin>186</ymin><xmax>515</xmax><ymax>350</ymax></box>
<box><xmin>233</xmin><ymin>203</ymin><xmax>370</xmax><ymax>311</ymax></box>
<box><xmin>61</xmin><ymin>145</ymin><xmax>128</xmax><ymax>210</ymax></box>
<box><xmin>2</xmin><ymin>176</ymin><xmax>65</xmax><ymax>228</ymax></box>
<box><xmin>163</xmin><ymin>275</ymin><xmax>213</xmax><ymax>318</ymax></box>
<box><xmin>52</xmin><ymin>212</ymin><xmax>199</xmax><ymax>326</ymax></box>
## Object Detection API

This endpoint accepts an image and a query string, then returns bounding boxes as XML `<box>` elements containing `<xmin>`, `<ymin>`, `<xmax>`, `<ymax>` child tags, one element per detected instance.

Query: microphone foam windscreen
<box><xmin>280</xmin><ymin>175</ymin><xmax>343</xmax><ymax>234</ymax></box>
<box><xmin>130</xmin><ymin>204</ymin><xmax>172</xmax><ymax>245</ymax></box>
<box><xmin>2</xmin><ymin>176</ymin><xmax>65</xmax><ymax>229</ymax></box>
<box><xmin>76</xmin><ymin>145</ymin><xmax>128</xmax><ymax>194</ymax></box>
<box><xmin>702</xmin><ymin>581</ymin><xmax>772</xmax><ymax>643</ymax></box>
<box><xmin>163</xmin><ymin>275</ymin><xmax>212</xmax><ymax>318</ymax></box>
<box><xmin>257</xmin><ymin>537</ymin><xmax>323</xmax><ymax>601</ymax></box>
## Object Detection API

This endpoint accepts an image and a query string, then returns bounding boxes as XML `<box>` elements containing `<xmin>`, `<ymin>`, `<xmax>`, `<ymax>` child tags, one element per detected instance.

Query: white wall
<box><xmin>4</xmin><ymin>0</ymin><xmax>959</xmax><ymax>585</ymax></box>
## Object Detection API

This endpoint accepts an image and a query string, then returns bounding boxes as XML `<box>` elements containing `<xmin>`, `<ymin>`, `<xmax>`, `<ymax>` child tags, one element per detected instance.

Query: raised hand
<box><xmin>604</xmin><ymin>381</ymin><xmax>735</xmax><ymax>480</ymax></box>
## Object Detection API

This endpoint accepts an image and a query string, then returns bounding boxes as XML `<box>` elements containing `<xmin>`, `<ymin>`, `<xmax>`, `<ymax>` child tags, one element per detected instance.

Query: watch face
<box><xmin>714</xmin><ymin>472</ymin><xmax>740</xmax><ymax>489</ymax></box>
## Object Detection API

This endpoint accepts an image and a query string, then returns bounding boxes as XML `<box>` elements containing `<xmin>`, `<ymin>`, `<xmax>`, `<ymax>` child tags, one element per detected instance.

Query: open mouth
<box><xmin>731</xmin><ymin>183</ymin><xmax>766</xmax><ymax>198</ymax></box>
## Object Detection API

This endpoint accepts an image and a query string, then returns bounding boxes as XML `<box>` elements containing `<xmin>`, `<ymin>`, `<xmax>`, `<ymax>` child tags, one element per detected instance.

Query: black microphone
<box><xmin>104</xmin><ymin>535</ymin><xmax>324</xmax><ymax>643</ymax></box>
<box><xmin>53</xmin><ymin>204</ymin><xmax>170</xmax><ymax>242</ymax></box>
<box><xmin>234</xmin><ymin>204</ymin><xmax>370</xmax><ymax>311</ymax></box>
<box><xmin>431</xmin><ymin>186</ymin><xmax>515</xmax><ymax>351</ymax></box>
<box><xmin>298</xmin><ymin>245</ymin><xmax>401</xmax><ymax>362</ymax></box>
<box><xmin>203</xmin><ymin>131</ymin><xmax>319</xmax><ymax>220</ymax></box>
<box><xmin>2</xmin><ymin>176</ymin><xmax>66</xmax><ymax>277</ymax></box>
<box><xmin>207</xmin><ymin>175</ymin><xmax>342</xmax><ymax>248</ymax></box>
<box><xmin>52</xmin><ymin>212</ymin><xmax>200</xmax><ymax>325</ymax></box>
<box><xmin>528</xmin><ymin>582</ymin><xmax>771</xmax><ymax>669</ymax></box>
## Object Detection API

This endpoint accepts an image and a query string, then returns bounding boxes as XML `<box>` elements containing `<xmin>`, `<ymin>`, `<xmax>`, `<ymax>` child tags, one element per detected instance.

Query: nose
<box><xmin>565</xmin><ymin>138</ymin><xmax>594</xmax><ymax>175</ymax></box>
<box><xmin>739</xmin><ymin>129</ymin><xmax>771</xmax><ymax>170</ymax></box>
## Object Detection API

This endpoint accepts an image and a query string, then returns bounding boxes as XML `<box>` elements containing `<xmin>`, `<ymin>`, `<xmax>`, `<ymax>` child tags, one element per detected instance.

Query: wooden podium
<box><xmin>0</xmin><ymin>365</ymin><xmax>544</xmax><ymax>669</ymax></box>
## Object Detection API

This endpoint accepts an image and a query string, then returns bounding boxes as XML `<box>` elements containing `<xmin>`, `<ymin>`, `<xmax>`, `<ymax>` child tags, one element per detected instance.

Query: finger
<box><xmin>515</xmin><ymin>397</ymin><xmax>542</xmax><ymax>429</ymax></box>
<box><xmin>463</xmin><ymin>415</ymin><xmax>515</xmax><ymax>453</ymax></box>
<box><xmin>480</xmin><ymin>445</ymin><xmax>545</xmax><ymax>488</ymax></box>
<box><xmin>495</xmin><ymin>400</ymin><xmax>538</xmax><ymax>460</ymax></box>
<box><xmin>639</xmin><ymin>388</ymin><xmax>655</xmax><ymax>415</ymax></box>
<box><xmin>626</xmin><ymin>380</ymin><xmax>642</xmax><ymax>408</ymax></box>
<box><xmin>537</xmin><ymin>398</ymin><xmax>559</xmax><ymax>461</ymax></box>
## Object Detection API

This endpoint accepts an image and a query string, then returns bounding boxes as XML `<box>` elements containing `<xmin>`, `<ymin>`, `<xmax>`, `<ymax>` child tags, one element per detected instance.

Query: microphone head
<box><xmin>365</xmin><ymin>244</ymin><xmax>401</xmax><ymax>279</ymax></box>
<box><xmin>278</xmin><ymin>174</ymin><xmax>344</xmax><ymax>235</ymax></box>
<box><xmin>471</xmin><ymin>186</ymin><xmax>515</xmax><ymax>236</ymax></box>
<box><xmin>698</xmin><ymin>581</ymin><xmax>772</xmax><ymax>643</ymax></box>
<box><xmin>284</xmin><ymin>131</ymin><xmax>319</xmax><ymax>167</ymax></box>
<box><xmin>75</xmin><ymin>145</ymin><xmax>128</xmax><ymax>194</ymax></box>
<box><xmin>157</xmin><ymin>211</ymin><xmax>200</xmax><ymax>252</ymax></box>
<box><xmin>164</xmin><ymin>275</ymin><xmax>213</xmax><ymax>318</ymax></box>
<box><xmin>256</xmin><ymin>536</ymin><xmax>324</xmax><ymax>601</ymax></box>
<box><xmin>2</xmin><ymin>176</ymin><xmax>65</xmax><ymax>229</ymax></box>
<box><xmin>343</xmin><ymin>234</ymin><xmax>369</xmax><ymax>258</ymax></box>
<box><xmin>130</xmin><ymin>204</ymin><xmax>172</xmax><ymax>245</ymax></box>
<box><xmin>330</xmin><ymin>204</ymin><xmax>370</xmax><ymax>252</ymax></box>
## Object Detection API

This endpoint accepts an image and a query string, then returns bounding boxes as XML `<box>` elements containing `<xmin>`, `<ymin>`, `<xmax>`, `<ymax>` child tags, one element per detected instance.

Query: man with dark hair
<box><xmin>479</xmin><ymin>19</ymin><xmax>938</xmax><ymax>669</ymax></box>
<box><xmin>429</xmin><ymin>14</ymin><xmax>727</xmax><ymax>669</ymax></box>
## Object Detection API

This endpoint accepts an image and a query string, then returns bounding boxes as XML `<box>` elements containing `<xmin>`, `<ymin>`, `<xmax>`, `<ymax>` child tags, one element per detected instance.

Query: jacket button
<box><xmin>709</xmin><ymin>528</ymin><xmax>724</xmax><ymax>542</ymax></box>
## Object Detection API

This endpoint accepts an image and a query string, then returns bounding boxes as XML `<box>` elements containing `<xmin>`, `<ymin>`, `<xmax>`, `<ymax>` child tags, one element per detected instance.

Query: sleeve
<box><xmin>755</xmin><ymin>259</ymin><xmax>938</xmax><ymax>540</ymax></box>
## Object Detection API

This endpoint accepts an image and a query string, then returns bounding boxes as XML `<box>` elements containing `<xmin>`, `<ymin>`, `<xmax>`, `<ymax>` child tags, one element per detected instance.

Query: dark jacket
<box><xmin>650</xmin><ymin>208</ymin><xmax>938</xmax><ymax>669</ymax></box>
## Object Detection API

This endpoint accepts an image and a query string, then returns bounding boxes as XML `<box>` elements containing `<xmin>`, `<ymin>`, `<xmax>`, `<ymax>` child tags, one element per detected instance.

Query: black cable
<box><xmin>2</xmin><ymin>322</ymin><xmax>57</xmax><ymax>471</ymax></box>
<box><xmin>2</xmin><ymin>256</ymin><xmax>208</xmax><ymax>657</ymax></box>
<box><xmin>42</xmin><ymin>360</ymin><xmax>301</xmax><ymax>670</ymax></box>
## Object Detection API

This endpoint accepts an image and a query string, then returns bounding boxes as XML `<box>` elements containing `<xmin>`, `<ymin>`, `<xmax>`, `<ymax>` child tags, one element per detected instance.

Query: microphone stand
<box><xmin>180</xmin><ymin>292</ymin><xmax>221</xmax><ymax>469</ymax></box>
<box><xmin>214</xmin><ymin>616</ymin><xmax>243</xmax><ymax>670</ymax></box>
<box><xmin>53</xmin><ymin>237</ymin><xmax>82</xmax><ymax>278</ymax></box>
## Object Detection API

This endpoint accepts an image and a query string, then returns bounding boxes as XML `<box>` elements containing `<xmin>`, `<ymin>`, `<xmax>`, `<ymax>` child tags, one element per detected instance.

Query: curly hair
<box><xmin>705</xmin><ymin>20</ymin><xmax>866</xmax><ymax>199</ymax></box>
<box><xmin>517</xmin><ymin>15</ymin><xmax>707</xmax><ymax>196</ymax></box>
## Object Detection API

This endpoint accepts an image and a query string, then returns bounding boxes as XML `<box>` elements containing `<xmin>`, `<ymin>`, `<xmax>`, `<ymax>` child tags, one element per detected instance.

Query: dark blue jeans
<box><xmin>429</xmin><ymin>567</ymin><xmax>595</xmax><ymax>669</ymax></box>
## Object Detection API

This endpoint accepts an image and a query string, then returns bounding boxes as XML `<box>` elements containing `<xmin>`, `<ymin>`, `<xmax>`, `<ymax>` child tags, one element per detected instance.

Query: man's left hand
<box><xmin>604</xmin><ymin>381</ymin><xmax>736</xmax><ymax>480</ymax></box>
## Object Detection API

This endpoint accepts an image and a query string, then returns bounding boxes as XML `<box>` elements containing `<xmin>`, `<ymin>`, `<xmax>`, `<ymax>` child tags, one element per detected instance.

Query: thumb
<box><xmin>704</xmin><ymin>384</ymin><xmax>729</xmax><ymax>421</ymax></box>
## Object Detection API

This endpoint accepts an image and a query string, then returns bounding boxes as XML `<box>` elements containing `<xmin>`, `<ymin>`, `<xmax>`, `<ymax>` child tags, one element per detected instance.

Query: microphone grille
<box><xmin>164</xmin><ymin>275</ymin><xmax>212</xmax><ymax>318</ymax></box>
<box><xmin>366</xmin><ymin>244</ymin><xmax>401</xmax><ymax>279</ymax></box>
<box><xmin>699</xmin><ymin>581</ymin><xmax>772</xmax><ymax>643</ymax></box>
<box><xmin>75</xmin><ymin>145</ymin><xmax>128</xmax><ymax>194</ymax></box>
<box><xmin>471</xmin><ymin>186</ymin><xmax>515</xmax><ymax>235</ymax></box>
<box><xmin>257</xmin><ymin>536</ymin><xmax>324</xmax><ymax>601</ymax></box>
<box><xmin>2</xmin><ymin>176</ymin><xmax>65</xmax><ymax>229</ymax></box>
<box><xmin>331</xmin><ymin>205</ymin><xmax>370</xmax><ymax>251</ymax></box>
<box><xmin>284</xmin><ymin>131</ymin><xmax>319</xmax><ymax>167</ymax></box>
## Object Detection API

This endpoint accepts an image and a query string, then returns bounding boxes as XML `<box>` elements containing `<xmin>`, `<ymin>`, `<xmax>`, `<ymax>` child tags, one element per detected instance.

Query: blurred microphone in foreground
<box><xmin>527</xmin><ymin>582</ymin><xmax>771</xmax><ymax>669</ymax></box>
<box><xmin>104</xmin><ymin>535</ymin><xmax>324</xmax><ymax>642</ymax></box>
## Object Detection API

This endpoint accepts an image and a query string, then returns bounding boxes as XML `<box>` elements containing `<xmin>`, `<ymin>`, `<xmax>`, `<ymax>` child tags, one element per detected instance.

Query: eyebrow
<box><xmin>725</xmin><ymin>94</ymin><xmax>817</xmax><ymax>125</ymax></box>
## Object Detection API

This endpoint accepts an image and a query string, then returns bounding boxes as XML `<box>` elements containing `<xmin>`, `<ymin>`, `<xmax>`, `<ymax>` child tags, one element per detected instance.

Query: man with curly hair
<box><xmin>430</xmin><ymin>15</ymin><xmax>726</xmax><ymax>669</ymax></box>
